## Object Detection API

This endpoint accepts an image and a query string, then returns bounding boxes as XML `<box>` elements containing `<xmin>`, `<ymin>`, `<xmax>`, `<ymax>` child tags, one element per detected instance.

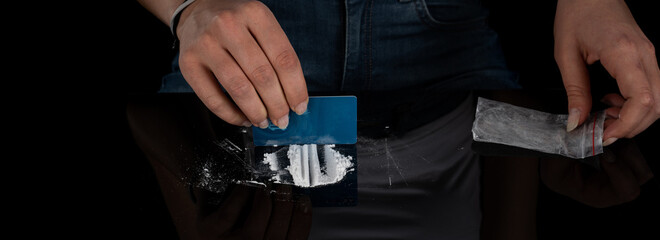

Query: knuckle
<box><xmin>224</xmin><ymin>76</ymin><xmax>253</xmax><ymax>97</ymax></box>
<box><xmin>178</xmin><ymin>47</ymin><xmax>196</xmax><ymax>62</ymax></box>
<box><xmin>614</xmin><ymin>35</ymin><xmax>637</xmax><ymax>53</ymax></box>
<box><xmin>205</xmin><ymin>98</ymin><xmax>242</xmax><ymax>124</ymax></box>
<box><xmin>204</xmin><ymin>96</ymin><xmax>226</xmax><ymax>115</ymax></box>
<box><xmin>211</xmin><ymin>11</ymin><xmax>240</xmax><ymax>33</ymax></box>
<box><xmin>214</xmin><ymin>10</ymin><xmax>236</xmax><ymax>25</ymax></box>
<box><xmin>197</xmin><ymin>32</ymin><xmax>216</xmax><ymax>49</ymax></box>
<box><xmin>178</xmin><ymin>51</ymin><xmax>197</xmax><ymax>69</ymax></box>
<box><xmin>564</xmin><ymin>84</ymin><xmax>589</xmax><ymax>99</ymax></box>
<box><xmin>642</xmin><ymin>39</ymin><xmax>655</xmax><ymax>53</ymax></box>
<box><xmin>271</xmin><ymin>105</ymin><xmax>290</xmax><ymax>118</ymax></box>
<box><xmin>274</xmin><ymin>50</ymin><xmax>300</xmax><ymax>72</ymax></box>
<box><xmin>637</xmin><ymin>90</ymin><xmax>654</xmax><ymax>108</ymax></box>
<box><xmin>224</xmin><ymin>114</ymin><xmax>246</xmax><ymax>126</ymax></box>
<box><xmin>241</xmin><ymin>1</ymin><xmax>270</xmax><ymax>16</ymax></box>
<box><xmin>249</xmin><ymin>65</ymin><xmax>276</xmax><ymax>86</ymax></box>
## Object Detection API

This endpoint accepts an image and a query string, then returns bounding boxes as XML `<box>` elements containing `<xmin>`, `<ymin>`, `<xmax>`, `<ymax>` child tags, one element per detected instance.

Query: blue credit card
<box><xmin>252</xmin><ymin>96</ymin><xmax>357</xmax><ymax>146</ymax></box>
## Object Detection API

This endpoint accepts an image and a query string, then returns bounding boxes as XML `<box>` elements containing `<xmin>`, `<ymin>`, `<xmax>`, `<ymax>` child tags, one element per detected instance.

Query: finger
<box><xmin>265</xmin><ymin>184</ymin><xmax>294</xmax><ymax>240</ymax></box>
<box><xmin>600</xmin><ymin>157</ymin><xmax>641</xmax><ymax>203</ymax></box>
<box><xmin>555</xmin><ymin>47</ymin><xmax>592</xmax><ymax>131</ymax></box>
<box><xmin>603</xmin><ymin>107</ymin><xmax>621</xmax><ymax>129</ymax></box>
<box><xmin>642</xmin><ymin>40</ymin><xmax>660</xmax><ymax>119</ymax></box>
<box><xmin>600</xmin><ymin>93</ymin><xmax>625</xmax><ymax>108</ymax></box>
<box><xmin>604</xmin><ymin>107</ymin><xmax>621</xmax><ymax>119</ymax></box>
<box><xmin>247</xmin><ymin>5</ymin><xmax>308</xmax><ymax>115</ymax></box>
<box><xmin>200</xmin><ymin>46</ymin><xmax>271</xmax><ymax>128</ymax></box>
<box><xmin>287</xmin><ymin>195</ymin><xmax>312</xmax><ymax>240</ymax></box>
<box><xmin>624</xmin><ymin>70</ymin><xmax>659</xmax><ymax>137</ymax></box>
<box><xmin>635</xmin><ymin>52</ymin><xmax>660</xmax><ymax>135</ymax></box>
<box><xmin>601</xmin><ymin>48</ymin><xmax>656</xmax><ymax>139</ymax></box>
<box><xmin>604</xmin><ymin>118</ymin><xmax>617</xmax><ymax>129</ymax></box>
<box><xmin>223</xmin><ymin>27</ymin><xmax>291</xmax><ymax>129</ymax></box>
<box><xmin>602</xmin><ymin>99</ymin><xmax>657</xmax><ymax>140</ymax></box>
<box><xmin>243</xmin><ymin>187</ymin><xmax>273</xmax><ymax>240</ymax></box>
<box><xmin>179</xmin><ymin>57</ymin><xmax>251</xmax><ymax>127</ymax></box>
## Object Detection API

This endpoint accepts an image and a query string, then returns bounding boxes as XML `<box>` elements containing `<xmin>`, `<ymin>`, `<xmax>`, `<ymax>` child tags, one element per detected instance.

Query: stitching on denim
<box><xmin>414</xmin><ymin>0</ymin><xmax>430</xmax><ymax>26</ymax></box>
<box><xmin>413</xmin><ymin>0</ymin><xmax>486</xmax><ymax>31</ymax></box>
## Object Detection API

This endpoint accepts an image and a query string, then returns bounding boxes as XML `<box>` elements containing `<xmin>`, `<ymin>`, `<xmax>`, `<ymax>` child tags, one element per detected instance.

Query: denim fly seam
<box><xmin>341</xmin><ymin>0</ymin><xmax>369</xmax><ymax>91</ymax></box>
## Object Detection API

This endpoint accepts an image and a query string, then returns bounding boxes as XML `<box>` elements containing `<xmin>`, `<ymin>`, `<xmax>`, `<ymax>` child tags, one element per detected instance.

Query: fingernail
<box><xmin>603</xmin><ymin>138</ymin><xmax>618</xmax><ymax>146</ymax></box>
<box><xmin>275</xmin><ymin>114</ymin><xmax>289</xmax><ymax>129</ymax></box>
<box><xmin>257</xmin><ymin>119</ymin><xmax>269</xmax><ymax>129</ymax></box>
<box><xmin>241</xmin><ymin>121</ymin><xmax>252</xmax><ymax>127</ymax></box>
<box><xmin>294</xmin><ymin>99</ymin><xmax>308</xmax><ymax>115</ymax></box>
<box><xmin>566</xmin><ymin>108</ymin><xmax>581</xmax><ymax>132</ymax></box>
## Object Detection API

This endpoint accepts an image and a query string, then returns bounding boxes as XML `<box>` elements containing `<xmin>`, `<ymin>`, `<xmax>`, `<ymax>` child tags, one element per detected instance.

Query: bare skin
<box><xmin>555</xmin><ymin>0</ymin><xmax>660</xmax><ymax>145</ymax></box>
<box><xmin>139</xmin><ymin>0</ymin><xmax>308</xmax><ymax>129</ymax></box>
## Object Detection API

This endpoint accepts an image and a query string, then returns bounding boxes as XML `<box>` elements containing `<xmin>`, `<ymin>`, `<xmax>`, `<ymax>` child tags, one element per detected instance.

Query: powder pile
<box><xmin>262</xmin><ymin>144</ymin><xmax>353</xmax><ymax>187</ymax></box>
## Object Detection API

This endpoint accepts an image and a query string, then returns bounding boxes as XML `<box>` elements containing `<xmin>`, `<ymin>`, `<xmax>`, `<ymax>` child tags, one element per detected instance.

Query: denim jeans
<box><xmin>160</xmin><ymin>0</ymin><xmax>518</xmax><ymax>124</ymax></box>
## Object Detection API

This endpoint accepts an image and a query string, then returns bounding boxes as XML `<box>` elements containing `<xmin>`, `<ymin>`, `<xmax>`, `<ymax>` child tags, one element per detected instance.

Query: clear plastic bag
<box><xmin>472</xmin><ymin>97</ymin><xmax>606</xmax><ymax>159</ymax></box>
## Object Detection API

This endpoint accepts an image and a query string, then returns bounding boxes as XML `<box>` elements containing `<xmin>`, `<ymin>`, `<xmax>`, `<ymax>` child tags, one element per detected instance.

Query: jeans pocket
<box><xmin>414</xmin><ymin>0</ymin><xmax>488</xmax><ymax>30</ymax></box>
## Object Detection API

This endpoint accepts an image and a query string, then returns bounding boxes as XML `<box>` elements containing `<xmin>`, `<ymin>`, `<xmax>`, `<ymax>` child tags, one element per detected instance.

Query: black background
<box><xmin>72</xmin><ymin>0</ymin><xmax>659</xmax><ymax>238</ymax></box>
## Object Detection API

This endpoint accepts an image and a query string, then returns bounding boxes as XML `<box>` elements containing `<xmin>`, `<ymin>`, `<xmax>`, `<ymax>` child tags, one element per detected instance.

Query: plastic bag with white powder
<box><xmin>472</xmin><ymin>97</ymin><xmax>606</xmax><ymax>159</ymax></box>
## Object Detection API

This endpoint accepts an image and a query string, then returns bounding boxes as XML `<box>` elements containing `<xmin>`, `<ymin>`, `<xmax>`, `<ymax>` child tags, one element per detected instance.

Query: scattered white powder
<box><xmin>263</xmin><ymin>152</ymin><xmax>279</xmax><ymax>171</ymax></box>
<box><xmin>263</xmin><ymin>152</ymin><xmax>281</xmax><ymax>183</ymax></box>
<box><xmin>262</xmin><ymin>144</ymin><xmax>353</xmax><ymax>187</ymax></box>
<box><xmin>322</xmin><ymin>144</ymin><xmax>353</xmax><ymax>185</ymax></box>
<box><xmin>236</xmin><ymin>180</ymin><xmax>267</xmax><ymax>187</ymax></box>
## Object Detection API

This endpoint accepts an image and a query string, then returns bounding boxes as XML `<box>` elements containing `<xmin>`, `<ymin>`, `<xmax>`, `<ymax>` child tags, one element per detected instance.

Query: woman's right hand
<box><xmin>176</xmin><ymin>0</ymin><xmax>308</xmax><ymax>129</ymax></box>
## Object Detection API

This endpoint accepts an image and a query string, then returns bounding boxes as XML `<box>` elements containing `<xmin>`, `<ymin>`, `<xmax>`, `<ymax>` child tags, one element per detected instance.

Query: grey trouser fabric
<box><xmin>310</xmin><ymin>94</ymin><xmax>481</xmax><ymax>240</ymax></box>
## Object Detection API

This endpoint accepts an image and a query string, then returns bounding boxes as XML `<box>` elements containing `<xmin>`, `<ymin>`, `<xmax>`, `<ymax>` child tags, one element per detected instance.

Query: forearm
<box><xmin>137</xmin><ymin>0</ymin><xmax>184</xmax><ymax>27</ymax></box>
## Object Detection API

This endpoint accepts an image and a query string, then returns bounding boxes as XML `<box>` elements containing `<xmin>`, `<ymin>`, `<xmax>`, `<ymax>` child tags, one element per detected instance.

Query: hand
<box><xmin>176</xmin><ymin>0</ymin><xmax>308</xmax><ymax>129</ymax></box>
<box><xmin>540</xmin><ymin>139</ymin><xmax>654</xmax><ymax>208</ymax></box>
<box><xmin>195</xmin><ymin>183</ymin><xmax>313</xmax><ymax>240</ymax></box>
<box><xmin>554</xmin><ymin>0</ymin><xmax>660</xmax><ymax>145</ymax></box>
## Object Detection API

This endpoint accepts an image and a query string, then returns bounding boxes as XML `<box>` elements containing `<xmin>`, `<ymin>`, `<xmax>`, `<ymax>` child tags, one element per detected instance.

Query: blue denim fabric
<box><xmin>159</xmin><ymin>0</ymin><xmax>519</xmax><ymax>132</ymax></box>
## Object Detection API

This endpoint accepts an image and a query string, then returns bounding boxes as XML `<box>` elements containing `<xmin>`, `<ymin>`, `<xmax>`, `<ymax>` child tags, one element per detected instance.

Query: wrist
<box><xmin>170</xmin><ymin>0</ymin><xmax>198</xmax><ymax>40</ymax></box>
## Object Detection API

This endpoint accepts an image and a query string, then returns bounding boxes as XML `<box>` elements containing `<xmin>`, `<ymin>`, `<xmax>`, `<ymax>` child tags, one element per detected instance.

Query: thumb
<box><xmin>556</xmin><ymin>50</ymin><xmax>592</xmax><ymax>132</ymax></box>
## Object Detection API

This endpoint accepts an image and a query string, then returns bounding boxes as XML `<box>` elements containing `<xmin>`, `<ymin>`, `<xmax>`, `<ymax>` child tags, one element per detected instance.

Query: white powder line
<box><xmin>264</xmin><ymin>144</ymin><xmax>353</xmax><ymax>188</ymax></box>
<box><xmin>309</xmin><ymin>144</ymin><xmax>321</xmax><ymax>186</ymax></box>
